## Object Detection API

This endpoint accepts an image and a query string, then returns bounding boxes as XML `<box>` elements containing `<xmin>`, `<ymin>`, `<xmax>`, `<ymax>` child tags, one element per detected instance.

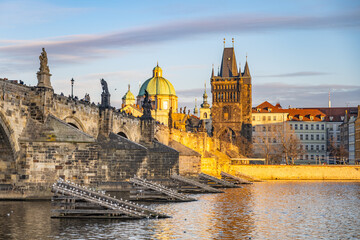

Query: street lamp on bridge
<box><xmin>71</xmin><ymin>78</ymin><xmax>74</xmax><ymax>98</ymax></box>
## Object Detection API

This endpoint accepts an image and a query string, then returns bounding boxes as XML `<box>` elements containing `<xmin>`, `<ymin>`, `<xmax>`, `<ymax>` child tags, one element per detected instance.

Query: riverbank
<box><xmin>200</xmin><ymin>157</ymin><xmax>360</xmax><ymax>180</ymax></box>
<box><xmin>229</xmin><ymin>165</ymin><xmax>360</xmax><ymax>180</ymax></box>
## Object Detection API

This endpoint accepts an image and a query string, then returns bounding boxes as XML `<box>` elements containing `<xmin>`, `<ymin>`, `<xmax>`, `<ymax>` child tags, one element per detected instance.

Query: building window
<box><xmin>321</xmin><ymin>145</ymin><xmax>325</xmax><ymax>151</ymax></box>
<box><xmin>295</xmin><ymin>124</ymin><xmax>298</xmax><ymax>130</ymax></box>
<box><xmin>268</xmin><ymin>116</ymin><xmax>271</xmax><ymax>121</ymax></box>
<box><xmin>305</xmin><ymin>145</ymin><xmax>308</xmax><ymax>150</ymax></box>
<box><xmin>321</xmin><ymin>134</ymin><xmax>325</xmax><ymax>140</ymax></box>
<box><xmin>204</xmin><ymin>112</ymin><xmax>208</xmax><ymax>118</ymax></box>
<box><xmin>257</xmin><ymin>116</ymin><xmax>260</xmax><ymax>121</ymax></box>
<box><xmin>263</xmin><ymin>126</ymin><xmax>266</xmax><ymax>132</ymax></box>
<box><xmin>273</xmin><ymin>116</ymin><xmax>277</xmax><ymax>121</ymax></box>
<box><xmin>300</xmin><ymin>134</ymin><xmax>303</xmax><ymax>140</ymax></box>
<box><xmin>311</xmin><ymin>155</ymin><xmax>314</xmax><ymax>160</ymax></box>
<box><xmin>316</xmin><ymin>145</ymin><xmax>319</xmax><ymax>150</ymax></box>
<box><xmin>223</xmin><ymin>107</ymin><xmax>230</xmax><ymax>120</ymax></box>
<box><xmin>337</xmin><ymin>135</ymin><xmax>340</xmax><ymax>141</ymax></box>
<box><xmin>252</xmin><ymin>116</ymin><xmax>255</xmax><ymax>121</ymax></box>
<box><xmin>305</xmin><ymin>155</ymin><xmax>309</xmax><ymax>160</ymax></box>
<box><xmin>311</xmin><ymin>135</ymin><xmax>314</xmax><ymax>140</ymax></box>
<box><xmin>290</xmin><ymin>124</ymin><xmax>293</xmax><ymax>130</ymax></box>
<box><xmin>321</xmin><ymin>155</ymin><xmax>325</xmax><ymax>160</ymax></box>
<box><xmin>311</xmin><ymin>145</ymin><xmax>314</xmax><ymax>150</ymax></box>
<box><xmin>268</xmin><ymin>126</ymin><xmax>271</xmax><ymax>132</ymax></box>
<box><xmin>252</xmin><ymin>126</ymin><xmax>255</xmax><ymax>132</ymax></box>
<box><xmin>273</xmin><ymin>138</ymin><xmax>276</xmax><ymax>143</ymax></box>
<box><xmin>321</xmin><ymin>124</ymin><xmax>324</xmax><ymax>130</ymax></box>
<box><xmin>305</xmin><ymin>124</ymin><xmax>308</xmax><ymax>130</ymax></box>
<box><xmin>300</xmin><ymin>124</ymin><xmax>303</xmax><ymax>130</ymax></box>
<box><xmin>316</xmin><ymin>124</ymin><xmax>319</xmax><ymax>130</ymax></box>
<box><xmin>316</xmin><ymin>135</ymin><xmax>319</xmax><ymax>140</ymax></box>
<box><xmin>262</xmin><ymin>116</ymin><xmax>266</xmax><ymax>121</ymax></box>
<box><xmin>305</xmin><ymin>134</ymin><xmax>309</xmax><ymax>140</ymax></box>
<box><xmin>311</xmin><ymin>124</ymin><xmax>314</xmax><ymax>130</ymax></box>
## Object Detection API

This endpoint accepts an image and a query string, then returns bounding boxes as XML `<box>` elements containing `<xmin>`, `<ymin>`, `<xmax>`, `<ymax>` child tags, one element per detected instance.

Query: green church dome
<box><xmin>138</xmin><ymin>64</ymin><xmax>176</xmax><ymax>97</ymax></box>
<box><xmin>122</xmin><ymin>85</ymin><xmax>135</xmax><ymax>100</ymax></box>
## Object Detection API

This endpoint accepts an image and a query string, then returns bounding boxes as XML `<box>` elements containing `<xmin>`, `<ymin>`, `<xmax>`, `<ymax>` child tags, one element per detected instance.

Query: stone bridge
<box><xmin>0</xmin><ymin>50</ymin><xmax>240</xmax><ymax>193</ymax></box>
<box><xmin>0</xmin><ymin>54</ymin><xmax>193</xmax><ymax>192</ymax></box>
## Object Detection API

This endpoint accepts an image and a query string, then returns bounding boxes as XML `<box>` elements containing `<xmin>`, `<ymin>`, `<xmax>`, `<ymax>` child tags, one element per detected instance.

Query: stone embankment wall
<box><xmin>155</xmin><ymin>125</ymin><xmax>240</xmax><ymax>176</ymax></box>
<box><xmin>229</xmin><ymin>165</ymin><xmax>360</xmax><ymax>180</ymax></box>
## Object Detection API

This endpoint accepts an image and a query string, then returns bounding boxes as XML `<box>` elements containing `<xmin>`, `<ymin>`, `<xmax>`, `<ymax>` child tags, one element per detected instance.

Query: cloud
<box><xmin>253</xmin><ymin>82</ymin><xmax>360</xmax><ymax>108</ymax></box>
<box><xmin>175</xmin><ymin>83</ymin><xmax>360</xmax><ymax>109</ymax></box>
<box><xmin>1</xmin><ymin>7</ymin><xmax>359</xmax><ymax>67</ymax></box>
<box><xmin>256</xmin><ymin>72</ymin><xmax>330</xmax><ymax>78</ymax></box>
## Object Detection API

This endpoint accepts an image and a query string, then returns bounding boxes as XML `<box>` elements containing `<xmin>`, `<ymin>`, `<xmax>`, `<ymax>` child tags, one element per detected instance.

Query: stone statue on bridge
<box><xmin>39</xmin><ymin>48</ymin><xmax>50</xmax><ymax>73</ymax></box>
<box><xmin>37</xmin><ymin>48</ymin><xmax>52</xmax><ymax>89</ymax></box>
<box><xmin>101</xmin><ymin>78</ymin><xmax>109</xmax><ymax>94</ymax></box>
<box><xmin>100</xmin><ymin>78</ymin><xmax>111</xmax><ymax>108</ymax></box>
<box><xmin>141</xmin><ymin>90</ymin><xmax>152</xmax><ymax>119</ymax></box>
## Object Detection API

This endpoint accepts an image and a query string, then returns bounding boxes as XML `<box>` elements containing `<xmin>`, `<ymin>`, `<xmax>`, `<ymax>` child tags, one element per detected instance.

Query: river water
<box><xmin>1</xmin><ymin>181</ymin><xmax>359</xmax><ymax>240</ymax></box>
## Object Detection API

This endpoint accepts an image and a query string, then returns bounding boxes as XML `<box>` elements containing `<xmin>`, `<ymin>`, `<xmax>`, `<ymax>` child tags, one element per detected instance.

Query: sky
<box><xmin>0</xmin><ymin>0</ymin><xmax>359</xmax><ymax>110</ymax></box>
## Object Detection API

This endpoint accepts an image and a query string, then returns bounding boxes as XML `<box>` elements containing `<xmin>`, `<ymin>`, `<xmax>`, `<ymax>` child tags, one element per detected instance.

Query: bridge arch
<box><xmin>114</xmin><ymin>125</ymin><xmax>136</xmax><ymax>141</ymax></box>
<box><xmin>217</xmin><ymin>127</ymin><xmax>237</xmax><ymax>144</ymax></box>
<box><xmin>63</xmin><ymin>116</ymin><xmax>86</xmax><ymax>132</ymax></box>
<box><xmin>117</xmin><ymin>132</ymin><xmax>128</xmax><ymax>139</ymax></box>
<box><xmin>0</xmin><ymin>112</ymin><xmax>17</xmax><ymax>182</ymax></box>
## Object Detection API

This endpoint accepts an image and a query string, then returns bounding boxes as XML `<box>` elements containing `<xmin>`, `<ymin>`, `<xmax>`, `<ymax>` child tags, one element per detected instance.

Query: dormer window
<box><xmin>341</xmin><ymin>116</ymin><xmax>344</xmax><ymax>121</ymax></box>
<box><xmin>299</xmin><ymin>116</ymin><xmax>303</xmax><ymax>121</ymax></box>
<box><xmin>321</xmin><ymin>116</ymin><xmax>325</xmax><ymax>121</ymax></box>
<box><xmin>268</xmin><ymin>108</ymin><xmax>272</xmax><ymax>112</ymax></box>
<box><xmin>330</xmin><ymin>116</ymin><xmax>333</xmax><ymax>121</ymax></box>
<box><xmin>257</xmin><ymin>108</ymin><xmax>260</xmax><ymax>112</ymax></box>
<box><xmin>289</xmin><ymin>116</ymin><xmax>293</xmax><ymax>120</ymax></box>
<box><xmin>310</xmin><ymin>116</ymin><xmax>314</xmax><ymax>121</ymax></box>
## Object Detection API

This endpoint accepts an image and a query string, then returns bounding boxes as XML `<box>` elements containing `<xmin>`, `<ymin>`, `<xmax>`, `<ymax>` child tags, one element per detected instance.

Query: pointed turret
<box><xmin>243</xmin><ymin>57</ymin><xmax>250</xmax><ymax>77</ymax></box>
<box><xmin>201</xmin><ymin>83</ymin><xmax>210</xmax><ymax>109</ymax></box>
<box><xmin>211</xmin><ymin>64</ymin><xmax>214</xmax><ymax>78</ymax></box>
<box><xmin>220</xmin><ymin>47</ymin><xmax>238</xmax><ymax>77</ymax></box>
<box><xmin>238</xmin><ymin>63</ymin><xmax>242</xmax><ymax>77</ymax></box>
<box><xmin>194</xmin><ymin>98</ymin><xmax>198</xmax><ymax>115</ymax></box>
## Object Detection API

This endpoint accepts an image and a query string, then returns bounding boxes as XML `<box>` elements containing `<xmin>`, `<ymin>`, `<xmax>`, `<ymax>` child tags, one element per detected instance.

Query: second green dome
<box><xmin>138</xmin><ymin>64</ymin><xmax>176</xmax><ymax>97</ymax></box>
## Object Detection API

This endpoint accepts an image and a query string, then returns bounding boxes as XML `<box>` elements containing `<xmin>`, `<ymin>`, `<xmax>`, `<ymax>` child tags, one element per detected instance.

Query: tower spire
<box><xmin>328</xmin><ymin>90</ymin><xmax>331</xmax><ymax>108</ymax></box>
<box><xmin>223</xmin><ymin>38</ymin><xmax>226</xmax><ymax>48</ymax></box>
<box><xmin>211</xmin><ymin>64</ymin><xmax>214</xmax><ymax>77</ymax></box>
<box><xmin>232</xmin><ymin>38</ymin><xmax>234</xmax><ymax>48</ymax></box>
<box><xmin>243</xmin><ymin>55</ymin><xmax>250</xmax><ymax>77</ymax></box>
<box><xmin>201</xmin><ymin>82</ymin><xmax>209</xmax><ymax>109</ymax></box>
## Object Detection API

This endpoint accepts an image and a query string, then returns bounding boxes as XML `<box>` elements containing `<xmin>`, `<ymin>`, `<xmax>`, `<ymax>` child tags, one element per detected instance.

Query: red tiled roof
<box><xmin>253</xmin><ymin>101</ymin><xmax>326</xmax><ymax>121</ymax></box>
<box><xmin>303</xmin><ymin>107</ymin><xmax>358</xmax><ymax>122</ymax></box>
<box><xmin>252</xmin><ymin>101</ymin><xmax>288</xmax><ymax>113</ymax></box>
<box><xmin>285</xmin><ymin>108</ymin><xmax>325</xmax><ymax>122</ymax></box>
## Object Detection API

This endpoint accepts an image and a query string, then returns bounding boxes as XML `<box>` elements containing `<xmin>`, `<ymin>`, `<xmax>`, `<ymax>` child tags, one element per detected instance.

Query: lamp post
<box><xmin>71</xmin><ymin>78</ymin><xmax>74</xmax><ymax>98</ymax></box>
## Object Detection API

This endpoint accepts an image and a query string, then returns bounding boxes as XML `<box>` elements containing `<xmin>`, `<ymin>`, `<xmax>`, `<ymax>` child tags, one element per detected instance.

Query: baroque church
<box><xmin>121</xmin><ymin>64</ymin><xmax>178</xmax><ymax>126</ymax></box>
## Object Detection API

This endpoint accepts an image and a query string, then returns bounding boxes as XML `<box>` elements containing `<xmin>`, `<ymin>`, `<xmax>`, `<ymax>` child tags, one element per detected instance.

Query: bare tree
<box><xmin>252</xmin><ymin>123</ymin><xmax>285</xmax><ymax>164</ymax></box>
<box><xmin>275</xmin><ymin>123</ymin><xmax>305</xmax><ymax>165</ymax></box>
<box><xmin>328</xmin><ymin>139</ymin><xmax>349</xmax><ymax>164</ymax></box>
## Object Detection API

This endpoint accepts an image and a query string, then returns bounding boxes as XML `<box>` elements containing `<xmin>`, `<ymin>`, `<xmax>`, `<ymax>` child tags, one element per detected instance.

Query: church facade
<box><xmin>210</xmin><ymin>45</ymin><xmax>252</xmax><ymax>152</ymax></box>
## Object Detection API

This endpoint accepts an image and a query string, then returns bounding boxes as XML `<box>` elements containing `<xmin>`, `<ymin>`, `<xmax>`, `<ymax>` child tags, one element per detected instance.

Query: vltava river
<box><xmin>1</xmin><ymin>181</ymin><xmax>359</xmax><ymax>239</ymax></box>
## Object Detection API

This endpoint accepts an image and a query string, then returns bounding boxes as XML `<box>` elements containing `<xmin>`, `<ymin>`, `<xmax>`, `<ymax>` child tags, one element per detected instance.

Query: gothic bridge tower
<box><xmin>211</xmin><ymin>41</ymin><xmax>252</xmax><ymax>153</ymax></box>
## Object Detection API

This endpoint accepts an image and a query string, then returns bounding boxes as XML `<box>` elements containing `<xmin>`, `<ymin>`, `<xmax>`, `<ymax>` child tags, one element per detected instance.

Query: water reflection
<box><xmin>0</xmin><ymin>181</ymin><xmax>359</xmax><ymax>239</ymax></box>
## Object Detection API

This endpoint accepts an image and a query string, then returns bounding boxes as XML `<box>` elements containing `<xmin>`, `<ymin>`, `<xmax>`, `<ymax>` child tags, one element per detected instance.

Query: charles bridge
<box><xmin>0</xmin><ymin>49</ymin><xmax>240</xmax><ymax>197</ymax></box>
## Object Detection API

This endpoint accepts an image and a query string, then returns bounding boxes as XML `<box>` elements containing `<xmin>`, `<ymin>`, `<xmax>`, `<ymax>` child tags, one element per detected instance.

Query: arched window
<box><xmin>204</xmin><ymin>112</ymin><xmax>207</xmax><ymax>118</ymax></box>
<box><xmin>223</xmin><ymin>107</ymin><xmax>230</xmax><ymax>120</ymax></box>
